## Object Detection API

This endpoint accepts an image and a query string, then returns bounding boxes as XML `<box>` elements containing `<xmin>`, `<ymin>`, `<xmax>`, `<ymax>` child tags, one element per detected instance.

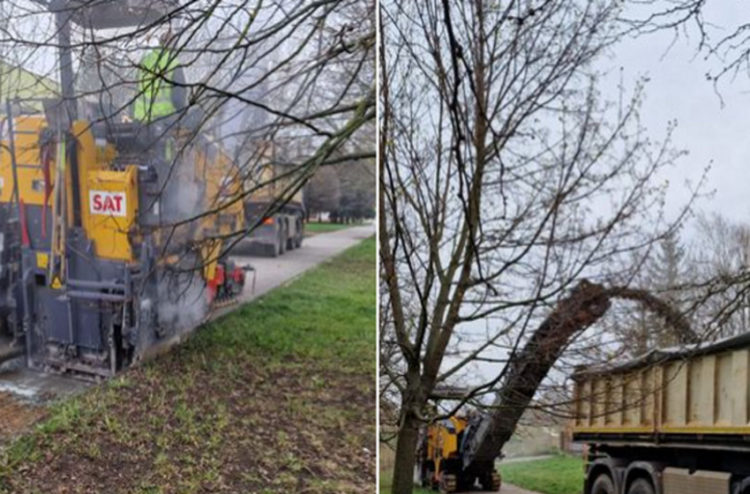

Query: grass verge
<box><xmin>500</xmin><ymin>455</ymin><xmax>584</xmax><ymax>494</ymax></box>
<box><xmin>381</xmin><ymin>454</ymin><xmax>583</xmax><ymax>494</ymax></box>
<box><xmin>0</xmin><ymin>236</ymin><xmax>376</xmax><ymax>493</ymax></box>
<box><xmin>306</xmin><ymin>221</ymin><xmax>359</xmax><ymax>233</ymax></box>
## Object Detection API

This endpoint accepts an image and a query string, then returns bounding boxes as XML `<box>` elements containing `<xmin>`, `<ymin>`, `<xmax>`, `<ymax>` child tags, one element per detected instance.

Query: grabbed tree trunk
<box><xmin>463</xmin><ymin>279</ymin><xmax>696</xmax><ymax>469</ymax></box>
<box><xmin>464</xmin><ymin>279</ymin><xmax>612</xmax><ymax>467</ymax></box>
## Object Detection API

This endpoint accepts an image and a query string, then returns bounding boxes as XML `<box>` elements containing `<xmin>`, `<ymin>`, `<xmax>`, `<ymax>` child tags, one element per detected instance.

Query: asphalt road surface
<box><xmin>449</xmin><ymin>483</ymin><xmax>541</xmax><ymax>494</ymax></box>
<box><xmin>0</xmin><ymin>223</ymin><xmax>374</xmax><ymax>439</ymax></box>
<box><xmin>225</xmin><ymin>223</ymin><xmax>374</xmax><ymax>312</ymax></box>
<box><xmin>445</xmin><ymin>483</ymin><xmax>539</xmax><ymax>494</ymax></box>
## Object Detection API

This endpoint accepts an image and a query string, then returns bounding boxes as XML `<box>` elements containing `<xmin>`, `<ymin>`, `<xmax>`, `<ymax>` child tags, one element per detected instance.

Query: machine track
<box><xmin>440</xmin><ymin>473</ymin><xmax>457</xmax><ymax>494</ymax></box>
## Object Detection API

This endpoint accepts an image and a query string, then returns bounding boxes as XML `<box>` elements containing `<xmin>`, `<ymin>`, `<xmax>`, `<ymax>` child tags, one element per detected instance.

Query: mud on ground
<box><xmin>0</xmin><ymin>348</ymin><xmax>375</xmax><ymax>493</ymax></box>
<box><xmin>0</xmin><ymin>237</ymin><xmax>376</xmax><ymax>493</ymax></box>
<box><xmin>0</xmin><ymin>392</ymin><xmax>46</xmax><ymax>438</ymax></box>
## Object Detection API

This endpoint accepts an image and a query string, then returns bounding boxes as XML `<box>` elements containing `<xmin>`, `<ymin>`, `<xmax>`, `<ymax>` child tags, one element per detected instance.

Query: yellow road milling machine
<box><xmin>0</xmin><ymin>0</ymin><xmax>247</xmax><ymax>378</ymax></box>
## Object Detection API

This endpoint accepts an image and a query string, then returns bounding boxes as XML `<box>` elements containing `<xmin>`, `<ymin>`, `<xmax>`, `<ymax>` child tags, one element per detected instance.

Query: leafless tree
<box><xmin>621</xmin><ymin>1</ymin><xmax>750</xmax><ymax>90</ymax></box>
<box><xmin>604</xmin><ymin>231</ymin><xmax>692</xmax><ymax>356</ymax></box>
<box><xmin>379</xmin><ymin>1</ymin><xmax>700</xmax><ymax>492</ymax></box>
<box><xmin>683</xmin><ymin>214</ymin><xmax>750</xmax><ymax>337</ymax></box>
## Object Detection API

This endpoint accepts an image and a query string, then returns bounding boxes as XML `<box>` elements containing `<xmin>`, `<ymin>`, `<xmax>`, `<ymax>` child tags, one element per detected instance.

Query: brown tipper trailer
<box><xmin>572</xmin><ymin>332</ymin><xmax>750</xmax><ymax>494</ymax></box>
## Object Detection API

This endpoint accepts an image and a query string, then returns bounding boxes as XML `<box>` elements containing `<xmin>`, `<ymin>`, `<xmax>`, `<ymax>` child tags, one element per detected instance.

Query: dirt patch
<box><xmin>0</xmin><ymin>392</ymin><xmax>46</xmax><ymax>438</ymax></box>
<box><xmin>0</xmin><ymin>348</ymin><xmax>375</xmax><ymax>493</ymax></box>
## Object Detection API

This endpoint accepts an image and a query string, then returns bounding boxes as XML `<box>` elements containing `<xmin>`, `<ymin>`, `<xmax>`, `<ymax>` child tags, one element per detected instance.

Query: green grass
<box><xmin>196</xmin><ymin>235</ymin><xmax>375</xmax><ymax>371</ymax></box>
<box><xmin>0</xmin><ymin>236</ymin><xmax>376</xmax><ymax>493</ymax></box>
<box><xmin>381</xmin><ymin>455</ymin><xmax>583</xmax><ymax>494</ymax></box>
<box><xmin>500</xmin><ymin>455</ymin><xmax>584</xmax><ymax>494</ymax></box>
<box><xmin>306</xmin><ymin>221</ymin><xmax>359</xmax><ymax>233</ymax></box>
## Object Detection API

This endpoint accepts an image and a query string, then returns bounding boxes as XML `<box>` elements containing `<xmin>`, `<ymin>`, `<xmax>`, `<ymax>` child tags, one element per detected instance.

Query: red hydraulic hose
<box><xmin>19</xmin><ymin>199</ymin><xmax>29</xmax><ymax>247</ymax></box>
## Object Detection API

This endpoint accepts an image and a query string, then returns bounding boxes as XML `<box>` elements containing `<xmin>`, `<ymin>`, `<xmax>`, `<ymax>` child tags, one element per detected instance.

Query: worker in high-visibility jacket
<box><xmin>133</xmin><ymin>31</ymin><xmax>187</xmax><ymax>122</ymax></box>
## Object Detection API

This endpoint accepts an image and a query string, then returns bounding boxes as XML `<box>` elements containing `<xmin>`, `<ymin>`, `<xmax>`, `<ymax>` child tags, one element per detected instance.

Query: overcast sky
<box><xmin>607</xmin><ymin>4</ymin><xmax>750</xmax><ymax>224</ymax></box>
<box><xmin>447</xmin><ymin>4</ymin><xmax>750</xmax><ymax>392</ymax></box>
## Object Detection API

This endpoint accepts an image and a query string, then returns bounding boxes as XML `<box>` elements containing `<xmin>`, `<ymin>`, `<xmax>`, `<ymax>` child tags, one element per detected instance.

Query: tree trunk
<box><xmin>391</xmin><ymin>412</ymin><xmax>421</xmax><ymax>494</ymax></box>
<box><xmin>466</xmin><ymin>280</ymin><xmax>612</xmax><ymax>467</ymax></box>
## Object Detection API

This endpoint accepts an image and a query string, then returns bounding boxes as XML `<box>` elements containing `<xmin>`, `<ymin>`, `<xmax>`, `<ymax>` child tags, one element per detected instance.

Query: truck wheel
<box><xmin>278</xmin><ymin>229</ymin><xmax>287</xmax><ymax>255</ymax></box>
<box><xmin>627</xmin><ymin>479</ymin><xmax>655</xmax><ymax>494</ymax></box>
<box><xmin>286</xmin><ymin>222</ymin><xmax>295</xmax><ymax>250</ymax></box>
<box><xmin>591</xmin><ymin>473</ymin><xmax>616</xmax><ymax>494</ymax></box>
<box><xmin>732</xmin><ymin>478</ymin><xmax>750</xmax><ymax>494</ymax></box>
<box><xmin>265</xmin><ymin>241</ymin><xmax>278</xmax><ymax>257</ymax></box>
<box><xmin>295</xmin><ymin>218</ymin><xmax>304</xmax><ymax>247</ymax></box>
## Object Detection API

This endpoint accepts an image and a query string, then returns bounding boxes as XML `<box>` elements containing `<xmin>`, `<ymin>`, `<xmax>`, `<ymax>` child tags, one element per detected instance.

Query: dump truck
<box><xmin>572</xmin><ymin>332</ymin><xmax>750</xmax><ymax>494</ymax></box>
<box><xmin>242</xmin><ymin>146</ymin><xmax>305</xmax><ymax>256</ymax></box>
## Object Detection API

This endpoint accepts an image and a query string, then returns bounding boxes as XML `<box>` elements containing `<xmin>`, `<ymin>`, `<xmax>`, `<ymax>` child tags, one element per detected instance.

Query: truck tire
<box><xmin>286</xmin><ymin>220</ymin><xmax>296</xmax><ymax>250</ymax></box>
<box><xmin>627</xmin><ymin>479</ymin><xmax>655</xmax><ymax>494</ymax></box>
<box><xmin>591</xmin><ymin>473</ymin><xmax>616</xmax><ymax>494</ymax></box>
<box><xmin>294</xmin><ymin>218</ymin><xmax>304</xmax><ymax>248</ymax></box>
<box><xmin>278</xmin><ymin>228</ymin><xmax>287</xmax><ymax>255</ymax></box>
<box><xmin>732</xmin><ymin>478</ymin><xmax>750</xmax><ymax>494</ymax></box>
<box><xmin>268</xmin><ymin>241</ymin><xmax>280</xmax><ymax>257</ymax></box>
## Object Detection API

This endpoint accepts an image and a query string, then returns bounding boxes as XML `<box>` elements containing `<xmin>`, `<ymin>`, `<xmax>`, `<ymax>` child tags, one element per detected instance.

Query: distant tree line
<box><xmin>305</xmin><ymin>159</ymin><xmax>375</xmax><ymax>223</ymax></box>
<box><xmin>608</xmin><ymin>213</ymin><xmax>750</xmax><ymax>357</ymax></box>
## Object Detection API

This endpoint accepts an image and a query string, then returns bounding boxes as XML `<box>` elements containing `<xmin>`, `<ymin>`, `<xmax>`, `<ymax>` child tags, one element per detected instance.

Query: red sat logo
<box><xmin>90</xmin><ymin>190</ymin><xmax>127</xmax><ymax>217</ymax></box>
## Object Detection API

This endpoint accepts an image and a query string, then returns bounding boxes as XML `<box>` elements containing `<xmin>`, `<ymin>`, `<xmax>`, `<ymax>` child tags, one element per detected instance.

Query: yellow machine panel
<box><xmin>72</xmin><ymin>120</ymin><xmax>109</xmax><ymax>228</ymax></box>
<box><xmin>0</xmin><ymin>115</ymin><xmax>49</xmax><ymax>206</ymax></box>
<box><xmin>85</xmin><ymin>167</ymin><xmax>138</xmax><ymax>261</ymax></box>
<box><xmin>426</xmin><ymin>416</ymin><xmax>467</xmax><ymax>466</ymax></box>
<box><xmin>418</xmin><ymin>414</ymin><xmax>501</xmax><ymax>492</ymax></box>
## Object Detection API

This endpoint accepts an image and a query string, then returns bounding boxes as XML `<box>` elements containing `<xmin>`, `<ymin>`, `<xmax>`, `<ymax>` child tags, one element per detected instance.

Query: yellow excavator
<box><xmin>416</xmin><ymin>412</ymin><xmax>502</xmax><ymax>493</ymax></box>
